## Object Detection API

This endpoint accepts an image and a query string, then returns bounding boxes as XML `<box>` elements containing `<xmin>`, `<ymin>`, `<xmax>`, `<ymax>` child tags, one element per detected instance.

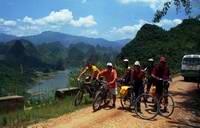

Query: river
<box><xmin>27</xmin><ymin>69</ymin><xmax>73</xmax><ymax>98</ymax></box>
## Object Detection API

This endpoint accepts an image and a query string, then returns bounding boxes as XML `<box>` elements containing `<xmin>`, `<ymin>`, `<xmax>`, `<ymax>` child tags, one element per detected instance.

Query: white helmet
<box><xmin>148</xmin><ymin>58</ymin><xmax>154</xmax><ymax>62</ymax></box>
<box><xmin>106</xmin><ymin>62</ymin><xmax>113</xmax><ymax>67</ymax></box>
<box><xmin>123</xmin><ymin>59</ymin><xmax>129</xmax><ymax>62</ymax></box>
<box><xmin>134</xmin><ymin>61</ymin><xmax>140</xmax><ymax>66</ymax></box>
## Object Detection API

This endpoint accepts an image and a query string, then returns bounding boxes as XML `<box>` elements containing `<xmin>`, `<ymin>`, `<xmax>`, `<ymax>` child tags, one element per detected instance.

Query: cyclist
<box><xmin>121</xmin><ymin>59</ymin><xmax>131</xmax><ymax>84</ymax></box>
<box><xmin>78</xmin><ymin>63</ymin><xmax>100</xmax><ymax>81</ymax></box>
<box><xmin>122</xmin><ymin>66</ymin><xmax>132</xmax><ymax>85</ymax></box>
<box><xmin>97</xmin><ymin>62</ymin><xmax>118</xmax><ymax>108</ymax></box>
<box><xmin>131</xmin><ymin>61</ymin><xmax>145</xmax><ymax>112</ymax></box>
<box><xmin>151</xmin><ymin>56</ymin><xmax>171</xmax><ymax>112</ymax></box>
<box><xmin>123</xmin><ymin>58</ymin><xmax>129</xmax><ymax>69</ymax></box>
<box><xmin>144</xmin><ymin>58</ymin><xmax>155</xmax><ymax>94</ymax></box>
<box><xmin>77</xmin><ymin>63</ymin><xmax>100</xmax><ymax>97</ymax></box>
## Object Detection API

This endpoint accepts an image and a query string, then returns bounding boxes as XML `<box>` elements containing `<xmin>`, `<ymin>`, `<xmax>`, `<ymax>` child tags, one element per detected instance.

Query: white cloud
<box><xmin>110</xmin><ymin>18</ymin><xmax>182</xmax><ymax>40</ymax></box>
<box><xmin>118</xmin><ymin>0</ymin><xmax>171</xmax><ymax>10</ymax></box>
<box><xmin>0</xmin><ymin>9</ymin><xmax>97</xmax><ymax>36</ymax></box>
<box><xmin>23</xmin><ymin>9</ymin><xmax>73</xmax><ymax>25</ymax></box>
<box><xmin>70</xmin><ymin>15</ymin><xmax>97</xmax><ymax>27</ymax></box>
<box><xmin>110</xmin><ymin>19</ymin><xmax>149</xmax><ymax>39</ymax></box>
<box><xmin>155</xmin><ymin>19</ymin><xmax>182</xmax><ymax>28</ymax></box>
<box><xmin>0</xmin><ymin>18</ymin><xmax>16</xmax><ymax>26</ymax></box>
<box><xmin>22</xmin><ymin>9</ymin><xmax>96</xmax><ymax>27</ymax></box>
<box><xmin>113</xmin><ymin>19</ymin><xmax>148</xmax><ymax>34</ymax></box>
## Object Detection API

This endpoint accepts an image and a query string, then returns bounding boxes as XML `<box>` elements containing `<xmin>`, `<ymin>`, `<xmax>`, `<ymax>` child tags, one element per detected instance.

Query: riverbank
<box><xmin>27</xmin><ymin>68</ymin><xmax>75</xmax><ymax>98</ymax></box>
<box><xmin>0</xmin><ymin>68</ymin><xmax>82</xmax><ymax>127</ymax></box>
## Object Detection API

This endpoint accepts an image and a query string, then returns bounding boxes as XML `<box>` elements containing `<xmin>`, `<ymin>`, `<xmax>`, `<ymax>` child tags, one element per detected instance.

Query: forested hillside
<box><xmin>118</xmin><ymin>19</ymin><xmax>200</xmax><ymax>72</ymax></box>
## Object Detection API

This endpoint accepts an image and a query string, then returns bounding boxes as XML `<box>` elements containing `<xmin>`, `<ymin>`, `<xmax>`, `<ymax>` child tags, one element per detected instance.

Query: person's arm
<box><xmin>97</xmin><ymin>70</ymin><xmax>105</xmax><ymax>80</ymax></box>
<box><xmin>151</xmin><ymin>66</ymin><xmax>162</xmax><ymax>80</ymax></box>
<box><xmin>78</xmin><ymin>67</ymin><xmax>87</xmax><ymax>80</ymax></box>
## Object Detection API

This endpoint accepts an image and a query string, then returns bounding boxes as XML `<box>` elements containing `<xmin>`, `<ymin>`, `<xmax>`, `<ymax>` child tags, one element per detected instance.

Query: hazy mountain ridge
<box><xmin>0</xmin><ymin>31</ymin><xmax>130</xmax><ymax>50</ymax></box>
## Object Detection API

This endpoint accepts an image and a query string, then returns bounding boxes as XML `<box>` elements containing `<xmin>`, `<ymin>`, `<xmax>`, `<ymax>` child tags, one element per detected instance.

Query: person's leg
<box><xmin>156</xmin><ymin>80</ymin><xmax>163</xmax><ymax>100</ymax></box>
<box><xmin>164</xmin><ymin>81</ymin><xmax>170</xmax><ymax>111</ymax></box>
<box><xmin>147</xmin><ymin>77</ymin><xmax>153</xmax><ymax>93</ymax></box>
<box><xmin>154</xmin><ymin>80</ymin><xmax>162</xmax><ymax>110</ymax></box>
<box><xmin>85</xmin><ymin>84</ymin><xmax>92</xmax><ymax>97</ymax></box>
<box><xmin>110</xmin><ymin>87</ymin><xmax>117</xmax><ymax>107</ymax></box>
<box><xmin>112</xmin><ymin>94</ymin><xmax>116</xmax><ymax>107</ymax></box>
<box><xmin>134</xmin><ymin>84</ymin><xmax>141</xmax><ymax>111</ymax></box>
<box><xmin>157</xmin><ymin>80</ymin><xmax>164</xmax><ymax>109</ymax></box>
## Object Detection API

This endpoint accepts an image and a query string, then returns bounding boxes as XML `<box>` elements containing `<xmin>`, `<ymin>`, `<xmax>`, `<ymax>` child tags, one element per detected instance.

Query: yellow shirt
<box><xmin>84</xmin><ymin>65</ymin><xmax>100</xmax><ymax>78</ymax></box>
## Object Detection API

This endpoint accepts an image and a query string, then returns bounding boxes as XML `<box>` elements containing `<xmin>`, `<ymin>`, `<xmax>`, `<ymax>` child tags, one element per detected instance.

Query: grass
<box><xmin>0</xmin><ymin>96</ymin><xmax>92</xmax><ymax>128</ymax></box>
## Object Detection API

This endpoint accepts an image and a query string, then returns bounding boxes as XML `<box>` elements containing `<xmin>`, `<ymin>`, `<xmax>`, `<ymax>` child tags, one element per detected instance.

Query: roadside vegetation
<box><xmin>0</xmin><ymin>96</ymin><xmax>92</xmax><ymax>127</ymax></box>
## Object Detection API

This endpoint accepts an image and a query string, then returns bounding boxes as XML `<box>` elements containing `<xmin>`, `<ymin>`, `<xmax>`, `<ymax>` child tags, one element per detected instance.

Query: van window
<box><xmin>183</xmin><ymin>58</ymin><xmax>200</xmax><ymax>65</ymax></box>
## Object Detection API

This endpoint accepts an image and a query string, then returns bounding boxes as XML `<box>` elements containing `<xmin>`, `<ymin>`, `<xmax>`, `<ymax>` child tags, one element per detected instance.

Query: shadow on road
<box><xmin>169</xmin><ymin>84</ymin><xmax>200</xmax><ymax>127</ymax></box>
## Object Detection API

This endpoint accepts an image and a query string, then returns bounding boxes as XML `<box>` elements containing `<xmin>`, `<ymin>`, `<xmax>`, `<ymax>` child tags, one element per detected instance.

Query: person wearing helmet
<box><xmin>145</xmin><ymin>58</ymin><xmax>155</xmax><ymax>94</ymax></box>
<box><xmin>97</xmin><ymin>62</ymin><xmax>118</xmax><ymax>108</ymax></box>
<box><xmin>78</xmin><ymin>63</ymin><xmax>100</xmax><ymax>81</ymax></box>
<box><xmin>121</xmin><ymin>58</ymin><xmax>131</xmax><ymax>85</ymax></box>
<box><xmin>122</xmin><ymin>66</ymin><xmax>132</xmax><ymax>84</ymax></box>
<box><xmin>151</xmin><ymin>56</ymin><xmax>171</xmax><ymax>112</ymax></box>
<box><xmin>77</xmin><ymin>63</ymin><xmax>100</xmax><ymax>97</ymax></box>
<box><xmin>131</xmin><ymin>61</ymin><xmax>145</xmax><ymax>112</ymax></box>
<box><xmin>123</xmin><ymin>58</ymin><xmax>129</xmax><ymax>69</ymax></box>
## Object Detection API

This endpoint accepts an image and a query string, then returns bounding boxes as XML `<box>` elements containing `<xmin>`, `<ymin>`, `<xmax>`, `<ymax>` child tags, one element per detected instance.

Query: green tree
<box><xmin>153</xmin><ymin>0</ymin><xmax>193</xmax><ymax>22</ymax></box>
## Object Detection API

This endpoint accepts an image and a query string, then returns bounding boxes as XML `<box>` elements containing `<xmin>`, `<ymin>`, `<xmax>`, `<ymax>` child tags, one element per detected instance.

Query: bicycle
<box><xmin>119</xmin><ymin>81</ymin><xmax>159</xmax><ymax>120</ymax></box>
<box><xmin>158</xmin><ymin>80</ymin><xmax>175</xmax><ymax>117</ymax></box>
<box><xmin>92</xmin><ymin>80</ymin><xmax>112</xmax><ymax>112</ymax></box>
<box><xmin>74</xmin><ymin>76</ymin><xmax>100</xmax><ymax>106</ymax></box>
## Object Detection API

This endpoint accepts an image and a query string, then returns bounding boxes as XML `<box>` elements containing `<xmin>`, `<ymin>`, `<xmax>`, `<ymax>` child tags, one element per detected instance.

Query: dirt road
<box><xmin>29</xmin><ymin>76</ymin><xmax>200</xmax><ymax>128</ymax></box>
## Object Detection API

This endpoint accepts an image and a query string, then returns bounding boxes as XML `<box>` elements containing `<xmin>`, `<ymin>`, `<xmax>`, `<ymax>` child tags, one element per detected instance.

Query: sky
<box><xmin>0</xmin><ymin>0</ymin><xmax>199</xmax><ymax>41</ymax></box>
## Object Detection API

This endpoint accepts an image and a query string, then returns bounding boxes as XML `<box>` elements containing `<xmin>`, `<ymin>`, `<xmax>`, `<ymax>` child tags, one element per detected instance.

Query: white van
<box><xmin>181</xmin><ymin>54</ymin><xmax>200</xmax><ymax>80</ymax></box>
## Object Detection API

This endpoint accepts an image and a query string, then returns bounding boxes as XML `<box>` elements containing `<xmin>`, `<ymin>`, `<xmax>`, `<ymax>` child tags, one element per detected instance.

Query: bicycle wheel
<box><xmin>74</xmin><ymin>90</ymin><xmax>84</xmax><ymax>106</ymax></box>
<box><xmin>93</xmin><ymin>91</ymin><xmax>104</xmax><ymax>111</ymax></box>
<box><xmin>159</xmin><ymin>94</ymin><xmax>175</xmax><ymax>117</ymax></box>
<box><xmin>135</xmin><ymin>93</ymin><xmax>158</xmax><ymax>120</ymax></box>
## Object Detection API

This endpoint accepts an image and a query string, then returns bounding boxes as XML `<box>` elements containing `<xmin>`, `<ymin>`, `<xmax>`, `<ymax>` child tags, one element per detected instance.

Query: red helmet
<box><xmin>160</xmin><ymin>56</ymin><xmax>166</xmax><ymax>63</ymax></box>
<box><xmin>86</xmin><ymin>64</ymin><xmax>92</xmax><ymax>68</ymax></box>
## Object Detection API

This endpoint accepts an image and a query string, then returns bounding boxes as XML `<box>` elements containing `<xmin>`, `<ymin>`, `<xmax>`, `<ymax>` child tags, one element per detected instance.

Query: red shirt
<box><xmin>131</xmin><ymin>68</ymin><xmax>145</xmax><ymax>82</ymax></box>
<box><xmin>151</xmin><ymin>64</ymin><xmax>170</xmax><ymax>80</ymax></box>
<box><xmin>98</xmin><ymin>69</ymin><xmax>117</xmax><ymax>88</ymax></box>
